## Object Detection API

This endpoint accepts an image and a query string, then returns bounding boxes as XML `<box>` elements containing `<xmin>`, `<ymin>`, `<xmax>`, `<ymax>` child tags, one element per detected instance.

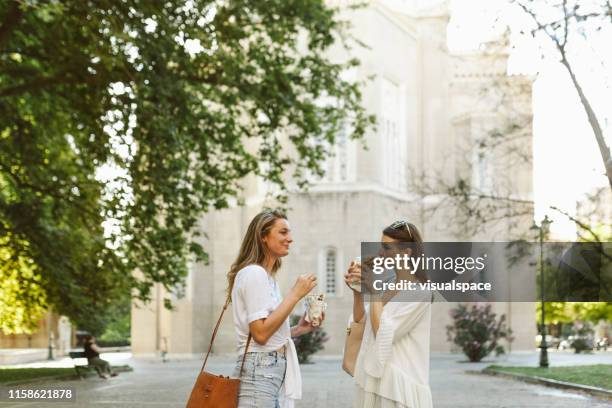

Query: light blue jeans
<box><xmin>233</xmin><ymin>351</ymin><xmax>287</xmax><ymax>408</ymax></box>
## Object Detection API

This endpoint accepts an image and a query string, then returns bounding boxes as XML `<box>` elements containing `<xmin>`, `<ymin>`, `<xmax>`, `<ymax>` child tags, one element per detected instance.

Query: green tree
<box><xmin>536</xmin><ymin>302</ymin><xmax>612</xmax><ymax>327</ymax></box>
<box><xmin>97</xmin><ymin>290</ymin><xmax>131</xmax><ymax>346</ymax></box>
<box><xmin>0</xmin><ymin>238</ymin><xmax>47</xmax><ymax>334</ymax></box>
<box><xmin>0</xmin><ymin>0</ymin><xmax>373</xmax><ymax>334</ymax></box>
<box><xmin>568</xmin><ymin>302</ymin><xmax>612</xmax><ymax>323</ymax></box>
<box><xmin>536</xmin><ymin>302</ymin><xmax>573</xmax><ymax>325</ymax></box>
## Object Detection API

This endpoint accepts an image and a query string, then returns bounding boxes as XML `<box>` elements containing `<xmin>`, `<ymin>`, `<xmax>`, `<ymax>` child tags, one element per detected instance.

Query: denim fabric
<box><xmin>234</xmin><ymin>351</ymin><xmax>287</xmax><ymax>408</ymax></box>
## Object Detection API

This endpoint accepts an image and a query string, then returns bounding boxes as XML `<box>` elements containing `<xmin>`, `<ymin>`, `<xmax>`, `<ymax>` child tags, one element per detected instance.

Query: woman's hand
<box><xmin>298</xmin><ymin>313</ymin><xmax>315</xmax><ymax>334</ymax></box>
<box><xmin>291</xmin><ymin>311</ymin><xmax>325</xmax><ymax>337</ymax></box>
<box><xmin>345</xmin><ymin>260</ymin><xmax>377</xmax><ymax>293</ymax></box>
<box><xmin>290</xmin><ymin>273</ymin><xmax>317</xmax><ymax>300</ymax></box>
<box><xmin>344</xmin><ymin>261</ymin><xmax>362</xmax><ymax>292</ymax></box>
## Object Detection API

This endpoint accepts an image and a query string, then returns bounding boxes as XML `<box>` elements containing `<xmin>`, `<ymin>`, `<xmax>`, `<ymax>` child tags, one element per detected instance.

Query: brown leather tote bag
<box><xmin>186</xmin><ymin>298</ymin><xmax>251</xmax><ymax>408</ymax></box>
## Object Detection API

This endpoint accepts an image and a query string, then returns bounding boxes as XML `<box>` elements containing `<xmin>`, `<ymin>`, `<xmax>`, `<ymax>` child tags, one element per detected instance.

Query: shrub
<box><xmin>446</xmin><ymin>304</ymin><xmax>513</xmax><ymax>362</ymax></box>
<box><xmin>570</xmin><ymin>338</ymin><xmax>593</xmax><ymax>354</ymax></box>
<box><xmin>97</xmin><ymin>338</ymin><xmax>131</xmax><ymax>348</ymax></box>
<box><xmin>570</xmin><ymin>321</ymin><xmax>594</xmax><ymax>354</ymax></box>
<box><xmin>290</xmin><ymin>315</ymin><xmax>329</xmax><ymax>364</ymax></box>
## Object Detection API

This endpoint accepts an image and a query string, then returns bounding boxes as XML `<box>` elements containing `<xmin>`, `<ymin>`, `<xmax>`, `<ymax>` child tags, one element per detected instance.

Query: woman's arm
<box><xmin>249</xmin><ymin>274</ymin><xmax>316</xmax><ymax>345</ymax></box>
<box><xmin>289</xmin><ymin>312</ymin><xmax>320</xmax><ymax>337</ymax></box>
<box><xmin>290</xmin><ymin>325</ymin><xmax>306</xmax><ymax>337</ymax></box>
<box><xmin>249</xmin><ymin>293</ymin><xmax>300</xmax><ymax>344</ymax></box>
<box><xmin>353</xmin><ymin>291</ymin><xmax>365</xmax><ymax>323</ymax></box>
<box><xmin>344</xmin><ymin>261</ymin><xmax>366</xmax><ymax>322</ymax></box>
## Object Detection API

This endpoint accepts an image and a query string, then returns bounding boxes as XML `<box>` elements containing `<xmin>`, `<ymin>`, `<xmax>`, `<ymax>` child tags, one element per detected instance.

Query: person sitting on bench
<box><xmin>83</xmin><ymin>335</ymin><xmax>118</xmax><ymax>379</ymax></box>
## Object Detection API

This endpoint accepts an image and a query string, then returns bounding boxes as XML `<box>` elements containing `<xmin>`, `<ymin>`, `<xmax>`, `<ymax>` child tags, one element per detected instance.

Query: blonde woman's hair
<box><xmin>226</xmin><ymin>209</ymin><xmax>287</xmax><ymax>301</ymax></box>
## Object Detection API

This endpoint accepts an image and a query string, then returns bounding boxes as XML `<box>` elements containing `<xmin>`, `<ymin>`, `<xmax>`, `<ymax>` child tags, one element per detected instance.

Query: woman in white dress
<box><xmin>227</xmin><ymin>209</ymin><xmax>321</xmax><ymax>408</ymax></box>
<box><xmin>345</xmin><ymin>221</ymin><xmax>433</xmax><ymax>408</ymax></box>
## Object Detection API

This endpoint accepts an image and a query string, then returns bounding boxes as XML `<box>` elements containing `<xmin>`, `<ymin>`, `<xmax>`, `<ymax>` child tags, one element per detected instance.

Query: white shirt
<box><xmin>231</xmin><ymin>264</ymin><xmax>302</xmax><ymax>408</ymax></box>
<box><xmin>232</xmin><ymin>264</ymin><xmax>290</xmax><ymax>354</ymax></box>
<box><xmin>353</xmin><ymin>290</ymin><xmax>434</xmax><ymax>408</ymax></box>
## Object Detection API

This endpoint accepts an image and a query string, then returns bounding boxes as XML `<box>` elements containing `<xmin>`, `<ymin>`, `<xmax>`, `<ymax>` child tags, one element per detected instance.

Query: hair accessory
<box><xmin>390</xmin><ymin>220</ymin><xmax>413</xmax><ymax>239</ymax></box>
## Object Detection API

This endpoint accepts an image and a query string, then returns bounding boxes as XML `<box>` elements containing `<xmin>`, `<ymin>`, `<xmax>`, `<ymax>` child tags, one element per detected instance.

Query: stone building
<box><xmin>132</xmin><ymin>0</ymin><xmax>537</xmax><ymax>358</ymax></box>
<box><xmin>0</xmin><ymin>312</ymin><xmax>73</xmax><ymax>364</ymax></box>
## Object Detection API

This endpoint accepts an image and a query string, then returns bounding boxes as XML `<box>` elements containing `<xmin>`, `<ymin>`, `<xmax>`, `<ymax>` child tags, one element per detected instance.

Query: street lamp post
<box><xmin>533</xmin><ymin>216</ymin><xmax>552</xmax><ymax>368</ymax></box>
<box><xmin>47</xmin><ymin>311</ymin><xmax>54</xmax><ymax>361</ymax></box>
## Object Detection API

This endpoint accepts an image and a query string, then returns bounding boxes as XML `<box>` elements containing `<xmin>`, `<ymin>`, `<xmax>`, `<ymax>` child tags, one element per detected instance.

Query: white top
<box><xmin>231</xmin><ymin>264</ymin><xmax>301</xmax><ymax>408</ymax></box>
<box><xmin>353</xmin><ymin>291</ymin><xmax>434</xmax><ymax>408</ymax></box>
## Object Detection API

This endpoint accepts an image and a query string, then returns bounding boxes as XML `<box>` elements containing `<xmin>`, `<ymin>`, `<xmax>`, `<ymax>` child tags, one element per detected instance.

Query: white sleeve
<box><xmin>238</xmin><ymin>266</ymin><xmax>275</xmax><ymax>323</ymax></box>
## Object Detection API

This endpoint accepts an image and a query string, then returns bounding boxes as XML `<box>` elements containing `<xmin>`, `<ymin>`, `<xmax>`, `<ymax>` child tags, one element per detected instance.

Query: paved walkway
<box><xmin>0</xmin><ymin>351</ymin><xmax>610</xmax><ymax>407</ymax></box>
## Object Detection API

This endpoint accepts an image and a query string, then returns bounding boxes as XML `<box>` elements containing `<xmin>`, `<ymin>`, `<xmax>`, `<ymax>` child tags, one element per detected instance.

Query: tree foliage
<box><xmin>0</xmin><ymin>0</ymin><xmax>373</xmax><ymax>333</ymax></box>
<box><xmin>538</xmin><ymin>301</ymin><xmax>612</xmax><ymax>324</ymax></box>
<box><xmin>0</xmin><ymin>238</ymin><xmax>47</xmax><ymax>334</ymax></box>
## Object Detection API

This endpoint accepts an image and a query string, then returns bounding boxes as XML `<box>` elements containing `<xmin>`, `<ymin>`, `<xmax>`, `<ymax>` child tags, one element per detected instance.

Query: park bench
<box><xmin>68</xmin><ymin>351</ymin><xmax>99</xmax><ymax>379</ymax></box>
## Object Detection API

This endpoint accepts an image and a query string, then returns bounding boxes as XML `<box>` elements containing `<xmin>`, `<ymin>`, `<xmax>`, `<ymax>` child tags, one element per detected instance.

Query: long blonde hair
<box><xmin>226</xmin><ymin>209</ymin><xmax>287</xmax><ymax>301</ymax></box>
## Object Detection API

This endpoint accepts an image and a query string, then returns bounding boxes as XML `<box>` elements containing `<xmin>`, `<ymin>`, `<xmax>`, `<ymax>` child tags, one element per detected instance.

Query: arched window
<box><xmin>325</xmin><ymin>249</ymin><xmax>337</xmax><ymax>295</ymax></box>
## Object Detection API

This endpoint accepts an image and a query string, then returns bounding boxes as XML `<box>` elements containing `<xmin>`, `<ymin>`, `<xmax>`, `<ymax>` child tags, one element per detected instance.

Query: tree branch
<box><xmin>561</xmin><ymin>0</ymin><xmax>569</xmax><ymax>48</ymax></box>
<box><xmin>550</xmin><ymin>205</ymin><xmax>612</xmax><ymax>264</ymax></box>
<box><xmin>0</xmin><ymin>161</ymin><xmax>101</xmax><ymax>222</ymax></box>
<box><xmin>0</xmin><ymin>72</ymin><xmax>76</xmax><ymax>98</ymax></box>
<box><xmin>550</xmin><ymin>205</ymin><xmax>601</xmax><ymax>243</ymax></box>
<box><xmin>558</xmin><ymin>56</ymin><xmax>612</xmax><ymax>190</ymax></box>
<box><xmin>515</xmin><ymin>0</ymin><xmax>612</xmax><ymax>191</ymax></box>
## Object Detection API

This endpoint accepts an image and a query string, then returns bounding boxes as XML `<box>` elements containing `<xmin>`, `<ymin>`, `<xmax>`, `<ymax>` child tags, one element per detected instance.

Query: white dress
<box><xmin>353</xmin><ymin>291</ymin><xmax>433</xmax><ymax>408</ymax></box>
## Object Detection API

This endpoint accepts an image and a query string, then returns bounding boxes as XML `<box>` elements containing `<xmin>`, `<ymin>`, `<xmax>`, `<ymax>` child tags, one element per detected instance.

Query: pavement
<box><xmin>0</xmin><ymin>350</ymin><xmax>610</xmax><ymax>407</ymax></box>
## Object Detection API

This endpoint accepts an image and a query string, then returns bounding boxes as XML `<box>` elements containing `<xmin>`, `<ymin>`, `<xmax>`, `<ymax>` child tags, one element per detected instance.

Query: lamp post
<box><xmin>47</xmin><ymin>310</ymin><xmax>54</xmax><ymax>361</ymax></box>
<box><xmin>532</xmin><ymin>216</ymin><xmax>552</xmax><ymax>368</ymax></box>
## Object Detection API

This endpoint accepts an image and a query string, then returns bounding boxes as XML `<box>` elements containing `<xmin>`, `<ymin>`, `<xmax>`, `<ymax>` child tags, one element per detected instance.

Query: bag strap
<box><xmin>238</xmin><ymin>335</ymin><xmax>252</xmax><ymax>377</ymax></box>
<box><xmin>200</xmin><ymin>296</ymin><xmax>252</xmax><ymax>377</ymax></box>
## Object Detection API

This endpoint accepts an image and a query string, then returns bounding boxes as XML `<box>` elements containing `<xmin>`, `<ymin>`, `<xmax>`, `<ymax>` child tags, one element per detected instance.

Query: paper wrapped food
<box><xmin>304</xmin><ymin>293</ymin><xmax>327</xmax><ymax>327</ymax></box>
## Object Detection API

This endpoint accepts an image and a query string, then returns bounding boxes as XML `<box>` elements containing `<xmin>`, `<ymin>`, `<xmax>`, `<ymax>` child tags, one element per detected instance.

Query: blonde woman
<box><xmin>345</xmin><ymin>221</ymin><xmax>433</xmax><ymax>408</ymax></box>
<box><xmin>228</xmin><ymin>209</ymin><xmax>320</xmax><ymax>408</ymax></box>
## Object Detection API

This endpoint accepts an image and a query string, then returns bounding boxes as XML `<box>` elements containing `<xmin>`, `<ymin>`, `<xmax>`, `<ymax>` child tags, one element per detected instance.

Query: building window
<box><xmin>380</xmin><ymin>77</ymin><xmax>406</xmax><ymax>191</ymax></box>
<box><xmin>325</xmin><ymin>249</ymin><xmax>337</xmax><ymax>295</ymax></box>
<box><xmin>320</xmin><ymin>123</ymin><xmax>351</xmax><ymax>183</ymax></box>
<box><xmin>472</xmin><ymin>148</ymin><xmax>492</xmax><ymax>193</ymax></box>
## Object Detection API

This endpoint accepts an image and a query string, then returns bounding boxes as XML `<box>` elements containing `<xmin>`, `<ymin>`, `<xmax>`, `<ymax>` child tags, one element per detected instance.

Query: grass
<box><xmin>484</xmin><ymin>365</ymin><xmax>612</xmax><ymax>390</ymax></box>
<box><xmin>0</xmin><ymin>368</ymin><xmax>76</xmax><ymax>383</ymax></box>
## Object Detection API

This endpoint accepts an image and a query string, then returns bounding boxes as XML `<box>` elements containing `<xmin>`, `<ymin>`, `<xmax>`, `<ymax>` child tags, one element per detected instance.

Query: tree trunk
<box><xmin>559</xmin><ymin>57</ymin><xmax>612</xmax><ymax>192</ymax></box>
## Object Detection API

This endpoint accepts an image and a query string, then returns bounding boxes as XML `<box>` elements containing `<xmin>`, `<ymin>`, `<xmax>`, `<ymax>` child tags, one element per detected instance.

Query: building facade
<box><xmin>132</xmin><ymin>0</ymin><xmax>537</xmax><ymax>358</ymax></box>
